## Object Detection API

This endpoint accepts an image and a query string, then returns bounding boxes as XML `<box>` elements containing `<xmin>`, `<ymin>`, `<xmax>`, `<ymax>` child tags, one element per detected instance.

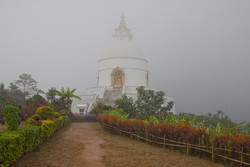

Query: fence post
<box><xmin>146</xmin><ymin>133</ymin><xmax>148</xmax><ymax>143</ymax></box>
<box><xmin>212</xmin><ymin>144</ymin><xmax>214</xmax><ymax>162</ymax></box>
<box><xmin>240</xmin><ymin>147</ymin><xmax>243</xmax><ymax>167</ymax></box>
<box><xmin>119</xmin><ymin>128</ymin><xmax>121</xmax><ymax>136</ymax></box>
<box><xmin>187</xmin><ymin>142</ymin><xmax>189</xmax><ymax>155</ymax></box>
<box><xmin>163</xmin><ymin>134</ymin><xmax>166</xmax><ymax>149</ymax></box>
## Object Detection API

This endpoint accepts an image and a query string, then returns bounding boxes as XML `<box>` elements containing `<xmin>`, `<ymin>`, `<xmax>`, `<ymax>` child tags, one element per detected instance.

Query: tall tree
<box><xmin>7</xmin><ymin>82</ymin><xmax>26</xmax><ymax>105</ymax></box>
<box><xmin>0</xmin><ymin>82</ymin><xmax>17</xmax><ymax>124</ymax></box>
<box><xmin>115</xmin><ymin>94</ymin><xmax>136</xmax><ymax>118</ymax></box>
<box><xmin>14</xmin><ymin>73</ymin><xmax>38</xmax><ymax>98</ymax></box>
<box><xmin>46</xmin><ymin>87</ymin><xmax>57</xmax><ymax>103</ymax></box>
<box><xmin>135</xmin><ymin>86</ymin><xmax>174</xmax><ymax>120</ymax></box>
<box><xmin>56</xmin><ymin>87</ymin><xmax>81</xmax><ymax>111</ymax></box>
<box><xmin>0</xmin><ymin>82</ymin><xmax>4</xmax><ymax>92</ymax></box>
<box><xmin>0</xmin><ymin>82</ymin><xmax>17</xmax><ymax>107</ymax></box>
<box><xmin>27</xmin><ymin>94</ymin><xmax>47</xmax><ymax>108</ymax></box>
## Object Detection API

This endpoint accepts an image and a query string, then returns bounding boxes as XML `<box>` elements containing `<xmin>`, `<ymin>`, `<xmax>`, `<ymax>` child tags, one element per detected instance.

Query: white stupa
<box><xmin>71</xmin><ymin>13</ymin><xmax>175</xmax><ymax>114</ymax></box>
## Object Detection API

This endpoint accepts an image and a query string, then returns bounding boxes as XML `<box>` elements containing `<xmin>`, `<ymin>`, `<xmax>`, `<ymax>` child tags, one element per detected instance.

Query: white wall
<box><xmin>99</xmin><ymin>57</ymin><xmax>148</xmax><ymax>70</ymax></box>
<box><xmin>98</xmin><ymin>58</ymin><xmax>148</xmax><ymax>87</ymax></box>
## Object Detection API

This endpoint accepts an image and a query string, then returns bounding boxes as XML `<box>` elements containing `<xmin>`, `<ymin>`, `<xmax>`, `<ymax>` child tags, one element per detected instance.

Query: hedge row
<box><xmin>0</xmin><ymin>116</ymin><xmax>70</xmax><ymax>167</ymax></box>
<box><xmin>99</xmin><ymin>114</ymin><xmax>250</xmax><ymax>154</ymax></box>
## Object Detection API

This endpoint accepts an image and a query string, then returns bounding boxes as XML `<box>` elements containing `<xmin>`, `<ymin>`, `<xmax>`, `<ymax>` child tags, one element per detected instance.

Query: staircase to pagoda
<box><xmin>96</xmin><ymin>88</ymin><xmax>122</xmax><ymax>106</ymax></box>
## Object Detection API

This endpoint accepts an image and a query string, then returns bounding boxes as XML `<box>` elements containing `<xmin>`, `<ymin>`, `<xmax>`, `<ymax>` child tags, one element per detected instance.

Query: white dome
<box><xmin>98</xmin><ymin>13</ymin><xmax>149</xmax><ymax>87</ymax></box>
<box><xmin>99</xmin><ymin>40</ymin><xmax>147</xmax><ymax>62</ymax></box>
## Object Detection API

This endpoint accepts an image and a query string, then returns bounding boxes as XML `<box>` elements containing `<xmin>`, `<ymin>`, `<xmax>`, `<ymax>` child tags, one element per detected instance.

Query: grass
<box><xmin>0</xmin><ymin>122</ymin><xmax>25</xmax><ymax>131</ymax></box>
<box><xmin>97</xmin><ymin>123</ymin><xmax>224</xmax><ymax>167</ymax></box>
<box><xmin>0</xmin><ymin>124</ymin><xmax>6</xmax><ymax>131</ymax></box>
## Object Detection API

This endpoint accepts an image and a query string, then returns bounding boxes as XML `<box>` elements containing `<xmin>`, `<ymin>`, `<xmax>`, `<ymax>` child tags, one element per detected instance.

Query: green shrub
<box><xmin>40</xmin><ymin>116</ymin><xmax>70</xmax><ymax>140</ymax></box>
<box><xmin>59</xmin><ymin>110</ymin><xmax>66</xmax><ymax>116</ymax></box>
<box><xmin>32</xmin><ymin>114</ymin><xmax>41</xmax><ymax>121</ymax></box>
<box><xmin>35</xmin><ymin>106</ymin><xmax>54</xmax><ymax>120</ymax></box>
<box><xmin>103</xmin><ymin>109</ymin><xmax>129</xmax><ymax>120</ymax></box>
<box><xmin>25</xmin><ymin>118</ymin><xmax>42</xmax><ymax>126</ymax></box>
<box><xmin>3</xmin><ymin>105</ymin><xmax>20</xmax><ymax>131</ymax></box>
<box><xmin>58</xmin><ymin>116</ymin><xmax>70</xmax><ymax>127</ymax></box>
<box><xmin>25</xmin><ymin>118</ymin><xmax>35</xmax><ymax>126</ymax></box>
<box><xmin>0</xmin><ymin>116</ymin><xmax>69</xmax><ymax>167</ymax></box>
<box><xmin>54</xmin><ymin>112</ymin><xmax>60</xmax><ymax>118</ymax></box>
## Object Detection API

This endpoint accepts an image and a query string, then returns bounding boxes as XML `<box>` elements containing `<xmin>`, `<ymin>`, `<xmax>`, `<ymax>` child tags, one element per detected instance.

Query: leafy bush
<box><xmin>0</xmin><ymin>115</ymin><xmax>70</xmax><ymax>167</ymax></box>
<box><xmin>115</xmin><ymin>94</ymin><xmax>136</xmax><ymax>118</ymax></box>
<box><xmin>102</xmin><ymin>109</ymin><xmax>129</xmax><ymax>120</ymax></box>
<box><xmin>90</xmin><ymin>107</ymin><xmax>99</xmax><ymax>114</ymax></box>
<box><xmin>25</xmin><ymin>118</ymin><xmax>42</xmax><ymax>126</ymax></box>
<box><xmin>3</xmin><ymin>105</ymin><xmax>20</xmax><ymax>131</ymax></box>
<box><xmin>59</xmin><ymin>110</ymin><xmax>66</xmax><ymax>115</ymax></box>
<box><xmin>25</xmin><ymin>118</ymin><xmax>36</xmax><ymax>126</ymax></box>
<box><xmin>54</xmin><ymin>112</ymin><xmax>60</xmax><ymax>118</ymax></box>
<box><xmin>0</xmin><ymin>125</ymin><xmax>45</xmax><ymax>166</ymax></box>
<box><xmin>35</xmin><ymin>106</ymin><xmax>54</xmax><ymax>120</ymax></box>
<box><xmin>99</xmin><ymin>114</ymin><xmax>250</xmax><ymax>154</ymax></box>
<box><xmin>32</xmin><ymin>114</ymin><xmax>41</xmax><ymax>121</ymax></box>
<box><xmin>91</xmin><ymin>103</ymin><xmax>115</xmax><ymax>114</ymax></box>
<box><xmin>27</xmin><ymin>94</ymin><xmax>47</xmax><ymax>108</ymax></box>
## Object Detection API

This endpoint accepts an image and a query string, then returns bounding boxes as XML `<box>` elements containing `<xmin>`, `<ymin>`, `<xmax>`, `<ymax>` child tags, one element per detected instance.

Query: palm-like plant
<box><xmin>56</xmin><ymin>87</ymin><xmax>81</xmax><ymax>111</ymax></box>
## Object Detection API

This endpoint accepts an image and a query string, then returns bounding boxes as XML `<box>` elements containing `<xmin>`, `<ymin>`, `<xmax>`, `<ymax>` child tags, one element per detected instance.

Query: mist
<box><xmin>0</xmin><ymin>0</ymin><xmax>249</xmax><ymax>122</ymax></box>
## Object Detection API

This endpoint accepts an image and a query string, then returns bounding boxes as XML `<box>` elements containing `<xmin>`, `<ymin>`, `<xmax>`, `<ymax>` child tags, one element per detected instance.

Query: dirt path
<box><xmin>13</xmin><ymin>123</ymin><xmax>224</xmax><ymax>167</ymax></box>
<box><xmin>13</xmin><ymin>123</ymin><xmax>105</xmax><ymax>167</ymax></box>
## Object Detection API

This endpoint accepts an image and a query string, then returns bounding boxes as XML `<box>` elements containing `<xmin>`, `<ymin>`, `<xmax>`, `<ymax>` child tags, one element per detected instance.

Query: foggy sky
<box><xmin>0</xmin><ymin>0</ymin><xmax>249</xmax><ymax>122</ymax></box>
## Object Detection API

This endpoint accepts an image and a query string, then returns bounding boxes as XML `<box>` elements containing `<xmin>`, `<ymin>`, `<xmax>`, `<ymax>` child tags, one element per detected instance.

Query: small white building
<box><xmin>71</xmin><ymin>13</ymin><xmax>175</xmax><ymax>114</ymax></box>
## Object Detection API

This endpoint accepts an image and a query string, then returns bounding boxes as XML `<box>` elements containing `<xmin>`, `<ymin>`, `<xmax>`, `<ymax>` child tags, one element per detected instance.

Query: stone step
<box><xmin>96</xmin><ymin>89</ymin><xmax>122</xmax><ymax>106</ymax></box>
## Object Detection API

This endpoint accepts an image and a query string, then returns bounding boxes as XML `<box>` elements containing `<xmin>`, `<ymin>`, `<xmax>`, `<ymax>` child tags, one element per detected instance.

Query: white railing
<box><xmin>87</xmin><ymin>93</ymin><xmax>98</xmax><ymax>113</ymax></box>
<box><xmin>99</xmin><ymin>86</ymin><xmax>106</xmax><ymax>98</ymax></box>
<box><xmin>122</xmin><ymin>85</ymin><xmax>126</xmax><ymax>94</ymax></box>
<box><xmin>86</xmin><ymin>86</ymin><xmax>106</xmax><ymax>113</ymax></box>
<box><xmin>85</xmin><ymin>86</ymin><xmax>105</xmax><ymax>95</ymax></box>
